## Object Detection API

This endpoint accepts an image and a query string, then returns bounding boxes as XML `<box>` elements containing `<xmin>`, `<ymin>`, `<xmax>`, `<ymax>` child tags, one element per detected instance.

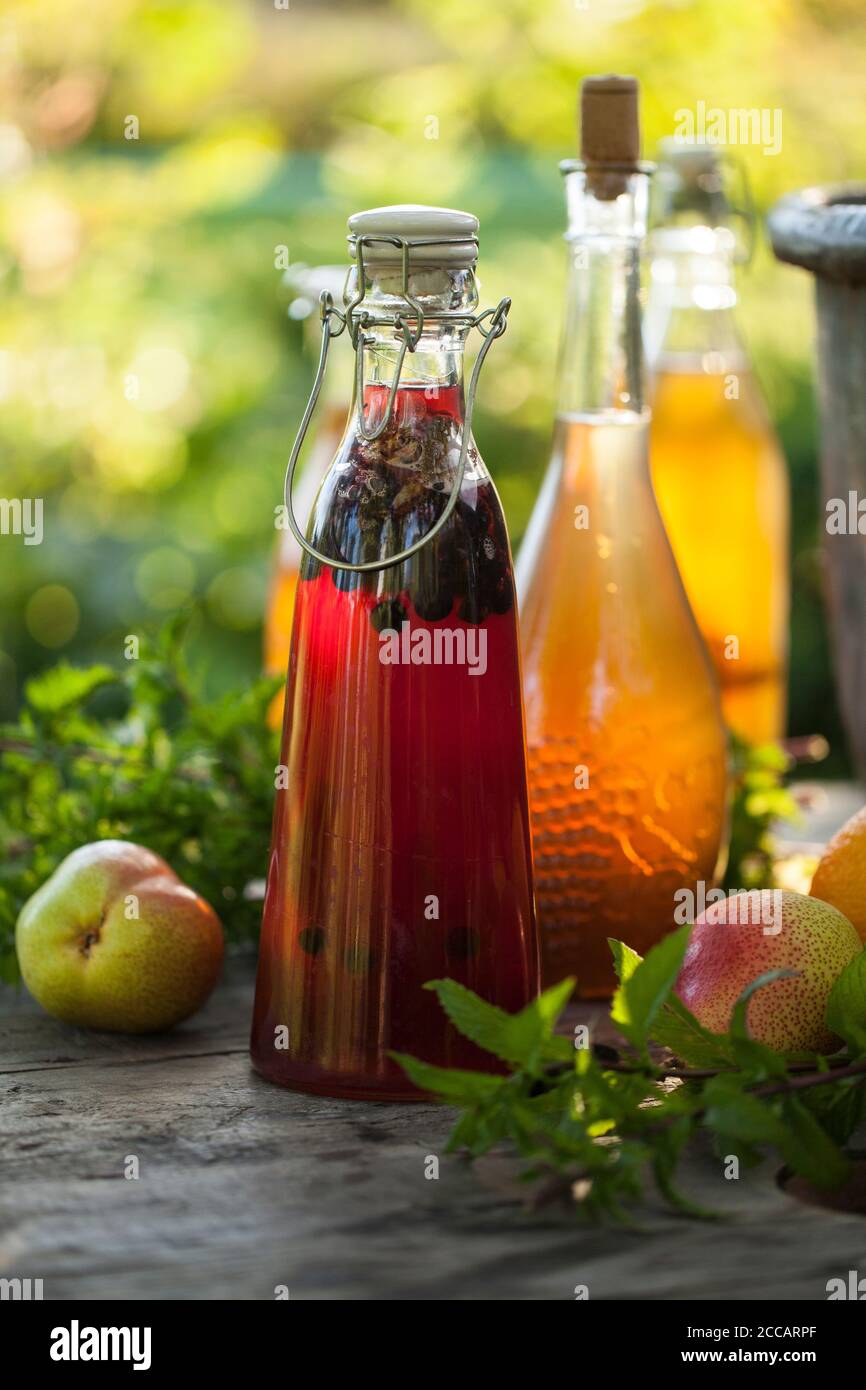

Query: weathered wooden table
<box><xmin>2</xmin><ymin>784</ymin><xmax>865</xmax><ymax>1301</ymax></box>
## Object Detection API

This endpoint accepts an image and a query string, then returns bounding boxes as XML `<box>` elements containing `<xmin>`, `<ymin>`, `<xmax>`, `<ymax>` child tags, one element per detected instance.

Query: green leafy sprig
<box><xmin>0</xmin><ymin>612</ymin><xmax>282</xmax><ymax>980</ymax></box>
<box><xmin>724</xmin><ymin>733</ymin><xmax>800</xmax><ymax>891</ymax></box>
<box><xmin>394</xmin><ymin>935</ymin><xmax>866</xmax><ymax>1221</ymax></box>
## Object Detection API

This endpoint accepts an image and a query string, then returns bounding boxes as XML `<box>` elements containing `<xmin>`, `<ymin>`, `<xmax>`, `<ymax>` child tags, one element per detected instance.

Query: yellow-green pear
<box><xmin>16</xmin><ymin>840</ymin><xmax>224</xmax><ymax>1033</ymax></box>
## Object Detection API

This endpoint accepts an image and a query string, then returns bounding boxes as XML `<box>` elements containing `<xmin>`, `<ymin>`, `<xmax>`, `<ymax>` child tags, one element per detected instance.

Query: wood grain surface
<box><xmin>3</xmin><ymin>951</ymin><xmax>866</xmax><ymax>1301</ymax></box>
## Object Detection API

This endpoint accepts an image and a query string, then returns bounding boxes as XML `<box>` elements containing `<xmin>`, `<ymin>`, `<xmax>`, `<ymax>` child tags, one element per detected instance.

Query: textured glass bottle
<box><xmin>645</xmin><ymin>146</ymin><xmax>789</xmax><ymax>744</ymax></box>
<box><xmin>252</xmin><ymin>206</ymin><xmax>539</xmax><ymax>1098</ymax></box>
<box><xmin>517</xmin><ymin>130</ymin><xmax>728</xmax><ymax>995</ymax></box>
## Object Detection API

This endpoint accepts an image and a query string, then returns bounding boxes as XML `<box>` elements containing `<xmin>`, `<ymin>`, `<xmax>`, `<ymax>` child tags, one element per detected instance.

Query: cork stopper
<box><xmin>580</xmin><ymin>75</ymin><xmax>640</xmax><ymax>199</ymax></box>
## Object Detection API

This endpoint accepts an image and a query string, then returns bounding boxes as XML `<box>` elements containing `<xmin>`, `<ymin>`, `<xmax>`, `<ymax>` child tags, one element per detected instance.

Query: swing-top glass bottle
<box><xmin>252</xmin><ymin>205</ymin><xmax>539</xmax><ymax>1098</ymax></box>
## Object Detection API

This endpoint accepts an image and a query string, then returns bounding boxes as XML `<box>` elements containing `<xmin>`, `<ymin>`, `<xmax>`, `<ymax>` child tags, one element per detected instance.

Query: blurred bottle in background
<box><xmin>265</xmin><ymin>266</ymin><xmax>351</xmax><ymax>726</ymax></box>
<box><xmin>645</xmin><ymin>142</ymin><xmax>790</xmax><ymax>744</ymax></box>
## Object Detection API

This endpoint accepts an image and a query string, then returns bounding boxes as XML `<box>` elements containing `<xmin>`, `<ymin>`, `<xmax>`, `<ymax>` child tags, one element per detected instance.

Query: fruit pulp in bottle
<box><xmin>649</xmin><ymin>360</ymin><xmax>788</xmax><ymax>743</ymax></box>
<box><xmin>252</xmin><ymin>382</ymin><xmax>539</xmax><ymax>1098</ymax></box>
<box><xmin>519</xmin><ymin>411</ymin><xmax>728</xmax><ymax>996</ymax></box>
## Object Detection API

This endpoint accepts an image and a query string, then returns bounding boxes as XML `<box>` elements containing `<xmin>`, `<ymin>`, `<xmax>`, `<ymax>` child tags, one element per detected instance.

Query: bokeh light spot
<box><xmin>134</xmin><ymin>547</ymin><xmax>195</xmax><ymax>610</ymax></box>
<box><xmin>126</xmin><ymin>346</ymin><xmax>191</xmax><ymax>413</ymax></box>
<box><xmin>25</xmin><ymin>585</ymin><xmax>80</xmax><ymax>648</ymax></box>
<box><xmin>207</xmin><ymin>566</ymin><xmax>265</xmax><ymax>631</ymax></box>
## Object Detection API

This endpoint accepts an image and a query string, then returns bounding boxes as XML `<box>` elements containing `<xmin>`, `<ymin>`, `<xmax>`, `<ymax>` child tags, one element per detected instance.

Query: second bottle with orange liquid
<box><xmin>518</xmin><ymin>78</ymin><xmax>728</xmax><ymax>995</ymax></box>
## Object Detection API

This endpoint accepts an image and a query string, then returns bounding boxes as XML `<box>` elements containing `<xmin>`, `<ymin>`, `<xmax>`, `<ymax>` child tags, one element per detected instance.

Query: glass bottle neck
<box><xmin>556</xmin><ymin>168</ymin><xmax>649</xmax><ymax>420</ymax></box>
<box><xmin>346</xmin><ymin>259</ymin><xmax>479</xmax><ymax>436</ymax></box>
<box><xmin>358</xmin><ymin>324</ymin><xmax>469</xmax><ymax>435</ymax></box>
<box><xmin>644</xmin><ymin>226</ymin><xmax>743</xmax><ymax>367</ymax></box>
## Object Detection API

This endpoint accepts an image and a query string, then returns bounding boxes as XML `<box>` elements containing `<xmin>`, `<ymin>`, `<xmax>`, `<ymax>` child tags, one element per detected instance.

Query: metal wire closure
<box><xmin>282</xmin><ymin>232</ymin><xmax>510</xmax><ymax>574</ymax></box>
<box><xmin>720</xmin><ymin>151</ymin><xmax>757</xmax><ymax>266</ymax></box>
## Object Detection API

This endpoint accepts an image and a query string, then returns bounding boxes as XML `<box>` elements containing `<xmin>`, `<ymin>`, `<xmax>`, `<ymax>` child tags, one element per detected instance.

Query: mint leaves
<box><xmin>425</xmin><ymin>977</ymin><xmax>575</xmax><ymax>1068</ymax></box>
<box><xmin>610</xmin><ymin>923</ymin><xmax>691</xmax><ymax>1055</ymax></box>
<box><xmin>826</xmin><ymin>949</ymin><xmax>866</xmax><ymax>1052</ymax></box>
<box><xmin>395</xmin><ymin>931</ymin><xmax>866</xmax><ymax>1218</ymax></box>
<box><xmin>23</xmin><ymin>663</ymin><xmax>119</xmax><ymax>716</ymax></box>
<box><xmin>724</xmin><ymin>734</ymin><xmax>799</xmax><ymax>890</ymax></box>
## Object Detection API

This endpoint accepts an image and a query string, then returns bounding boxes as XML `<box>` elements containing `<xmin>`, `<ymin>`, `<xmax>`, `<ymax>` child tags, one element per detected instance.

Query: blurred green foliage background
<box><xmin>1</xmin><ymin>0</ymin><xmax>864</xmax><ymax>767</ymax></box>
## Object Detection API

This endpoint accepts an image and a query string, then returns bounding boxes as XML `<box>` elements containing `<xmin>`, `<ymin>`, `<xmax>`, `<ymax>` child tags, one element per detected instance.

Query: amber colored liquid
<box><xmin>252</xmin><ymin>383</ymin><xmax>539</xmax><ymax>1099</ymax></box>
<box><xmin>264</xmin><ymin>404</ymin><xmax>347</xmax><ymax>728</ymax></box>
<box><xmin>519</xmin><ymin>413</ymin><xmax>728</xmax><ymax>996</ymax></box>
<box><xmin>264</xmin><ymin>568</ymin><xmax>298</xmax><ymax>684</ymax></box>
<box><xmin>649</xmin><ymin>363</ymin><xmax>789</xmax><ymax>743</ymax></box>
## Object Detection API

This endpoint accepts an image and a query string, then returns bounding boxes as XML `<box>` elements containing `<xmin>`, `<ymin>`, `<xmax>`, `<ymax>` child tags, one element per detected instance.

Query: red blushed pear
<box><xmin>675</xmin><ymin>889</ymin><xmax>862</xmax><ymax>1054</ymax></box>
<box><xmin>15</xmin><ymin>840</ymin><xmax>224</xmax><ymax>1033</ymax></box>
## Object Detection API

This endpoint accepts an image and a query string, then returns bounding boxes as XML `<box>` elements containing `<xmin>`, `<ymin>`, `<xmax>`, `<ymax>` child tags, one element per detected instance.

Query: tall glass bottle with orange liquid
<box><xmin>264</xmin><ymin>266</ymin><xmax>351</xmax><ymax>727</ymax></box>
<box><xmin>645</xmin><ymin>143</ymin><xmax>789</xmax><ymax>743</ymax></box>
<box><xmin>252</xmin><ymin>206</ymin><xmax>539</xmax><ymax>1098</ymax></box>
<box><xmin>518</xmin><ymin>78</ymin><xmax>728</xmax><ymax>995</ymax></box>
